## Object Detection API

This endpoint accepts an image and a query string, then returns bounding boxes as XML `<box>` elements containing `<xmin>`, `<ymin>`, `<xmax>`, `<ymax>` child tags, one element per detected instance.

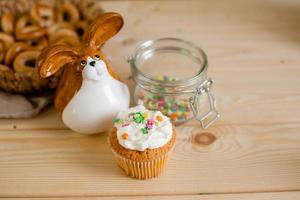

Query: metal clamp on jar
<box><xmin>128</xmin><ymin>38</ymin><xmax>220</xmax><ymax>128</ymax></box>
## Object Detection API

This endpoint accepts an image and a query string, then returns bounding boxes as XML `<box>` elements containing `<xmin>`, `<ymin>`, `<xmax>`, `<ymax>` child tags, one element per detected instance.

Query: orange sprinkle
<box><xmin>170</xmin><ymin>113</ymin><xmax>178</xmax><ymax>120</ymax></box>
<box><xmin>121</xmin><ymin>132</ymin><xmax>128</xmax><ymax>140</ymax></box>
<box><xmin>156</xmin><ymin>115</ymin><xmax>163</xmax><ymax>122</ymax></box>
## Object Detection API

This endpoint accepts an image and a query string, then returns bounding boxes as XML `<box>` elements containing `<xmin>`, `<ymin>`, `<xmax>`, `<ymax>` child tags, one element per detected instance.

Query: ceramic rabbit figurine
<box><xmin>37</xmin><ymin>12</ymin><xmax>130</xmax><ymax>134</ymax></box>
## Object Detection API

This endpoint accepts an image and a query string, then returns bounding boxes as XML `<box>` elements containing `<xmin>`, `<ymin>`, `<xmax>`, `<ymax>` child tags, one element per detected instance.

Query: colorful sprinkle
<box><xmin>146</xmin><ymin>119</ymin><xmax>155</xmax><ymax>130</ymax></box>
<box><xmin>141</xmin><ymin>127</ymin><xmax>148</xmax><ymax>134</ymax></box>
<box><xmin>146</xmin><ymin>124</ymin><xmax>153</xmax><ymax>129</ymax></box>
<box><xmin>142</xmin><ymin>113</ymin><xmax>148</xmax><ymax>119</ymax></box>
<box><xmin>133</xmin><ymin>112</ymin><xmax>144</xmax><ymax>123</ymax></box>
<box><xmin>170</xmin><ymin>113</ymin><xmax>178</xmax><ymax>120</ymax></box>
<box><xmin>121</xmin><ymin>132</ymin><xmax>128</xmax><ymax>140</ymax></box>
<box><xmin>156</xmin><ymin>115</ymin><xmax>163</xmax><ymax>122</ymax></box>
<box><xmin>114</xmin><ymin>118</ymin><xmax>120</xmax><ymax>123</ymax></box>
<box><xmin>122</xmin><ymin>123</ymin><xmax>130</xmax><ymax>127</ymax></box>
<box><xmin>158</xmin><ymin>100</ymin><xmax>165</xmax><ymax>106</ymax></box>
<box><xmin>137</xmin><ymin>75</ymin><xmax>194</xmax><ymax>123</ymax></box>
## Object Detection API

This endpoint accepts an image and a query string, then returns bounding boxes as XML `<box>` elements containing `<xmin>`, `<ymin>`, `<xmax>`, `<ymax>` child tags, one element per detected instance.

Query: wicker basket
<box><xmin>0</xmin><ymin>0</ymin><xmax>104</xmax><ymax>94</ymax></box>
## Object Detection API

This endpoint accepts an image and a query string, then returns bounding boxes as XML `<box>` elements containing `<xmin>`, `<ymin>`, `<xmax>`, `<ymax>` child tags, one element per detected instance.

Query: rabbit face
<box><xmin>81</xmin><ymin>56</ymin><xmax>108</xmax><ymax>81</ymax></box>
<box><xmin>38</xmin><ymin>12</ymin><xmax>124</xmax><ymax>80</ymax></box>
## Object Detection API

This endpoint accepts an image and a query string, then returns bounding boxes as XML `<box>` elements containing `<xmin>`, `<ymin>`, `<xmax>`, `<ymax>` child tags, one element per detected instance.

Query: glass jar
<box><xmin>128</xmin><ymin>38</ymin><xmax>220</xmax><ymax>128</ymax></box>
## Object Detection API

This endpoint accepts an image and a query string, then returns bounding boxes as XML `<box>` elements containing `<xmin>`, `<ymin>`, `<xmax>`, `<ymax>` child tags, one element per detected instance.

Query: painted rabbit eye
<box><xmin>80</xmin><ymin>60</ymin><xmax>86</xmax><ymax>66</ymax></box>
<box><xmin>94</xmin><ymin>55</ymin><xmax>100</xmax><ymax>60</ymax></box>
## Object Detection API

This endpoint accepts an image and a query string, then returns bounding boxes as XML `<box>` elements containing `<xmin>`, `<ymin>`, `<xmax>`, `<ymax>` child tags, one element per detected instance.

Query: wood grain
<box><xmin>0</xmin><ymin>0</ymin><xmax>300</xmax><ymax>198</ymax></box>
<box><xmin>0</xmin><ymin>107</ymin><xmax>65</xmax><ymax>130</ymax></box>
<box><xmin>0</xmin><ymin>121</ymin><xmax>300</xmax><ymax>197</ymax></box>
<box><xmin>5</xmin><ymin>192</ymin><xmax>300</xmax><ymax>200</ymax></box>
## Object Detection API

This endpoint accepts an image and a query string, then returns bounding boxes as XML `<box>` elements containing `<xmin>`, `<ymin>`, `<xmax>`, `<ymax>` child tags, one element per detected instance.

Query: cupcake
<box><xmin>109</xmin><ymin>105</ymin><xmax>176</xmax><ymax>179</ymax></box>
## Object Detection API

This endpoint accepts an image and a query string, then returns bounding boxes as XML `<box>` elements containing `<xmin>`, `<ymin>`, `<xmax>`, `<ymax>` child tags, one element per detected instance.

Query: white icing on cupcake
<box><xmin>114</xmin><ymin>105</ymin><xmax>173</xmax><ymax>151</ymax></box>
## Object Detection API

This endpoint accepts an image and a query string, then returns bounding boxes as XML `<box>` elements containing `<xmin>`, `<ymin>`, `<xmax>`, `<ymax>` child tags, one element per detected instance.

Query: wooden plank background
<box><xmin>4</xmin><ymin>192</ymin><xmax>300</xmax><ymax>200</ymax></box>
<box><xmin>0</xmin><ymin>0</ymin><xmax>300</xmax><ymax>199</ymax></box>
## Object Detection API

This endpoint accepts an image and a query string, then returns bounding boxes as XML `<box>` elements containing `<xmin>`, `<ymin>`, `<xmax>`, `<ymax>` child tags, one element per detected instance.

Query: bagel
<box><xmin>57</xmin><ymin>3</ymin><xmax>80</xmax><ymax>24</ymax></box>
<box><xmin>0</xmin><ymin>4</ymin><xmax>12</xmax><ymax>15</ymax></box>
<box><xmin>16</xmin><ymin>25</ymin><xmax>47</xmax><ymax>41</ymax></box>
<box><xmin>54</xmin><ymin>36</ymin><xmax>80</xmax><ymax>47</ymax></box>
<box><xmin>14</xmin><ymin>0</ymin><xmax>34</xmax><ymax>14</ymax></box>
<box><xmin>0</xmin><ymin>40</ymin><xmax>5</xmax><ymax>63</ymax></box>
<box><xmin>47</xmin><ymin>22</ymin><xmax>73</xmax><ymax>36</ymax></box>
<box><xmin>87</xmin><ymin>3</ymin><xmax>104</xmax><ymax>22</ymax></box>
<box><xmin>0</xmin><ymin>32</ymin><xmax>14</xmax><ymax>50</ymax></box>
<box><xmin>30</xmin><ymin>4</ymin><xmax>55</xmax><ymax>28</ymax></box>
<box><xmin>27</xmin><ymin>37</ymin><xmax>48</xmax><ymax>50</ymax></box>
<box><xmin>74</xmin><ymin>20</ymin><xmax>89</xmax><ymax>40</ymax></box>
<box><xmin>1</xmin><ymin>13</ymin><xmax>15</xmax><ymax>34</ymax></box>
<box><xmin>15</xmin><ymin>15</ymin><xmax>46</xmax><ymax>40</ymax></box>
<box><xmin>0</xmin><ymin>64</ymin><xmax>11</xmax><ymax>72</ymax></box>
<box><xmin>15</xmin><ymin>15</ymin><xmax>36</xmax><ymax>31</ymax></box>
<box><xmin>49</xmin><ymin>29</ymin><xmax>80</xmax><ymax>45</ymax></box>
<box><xmin>4</xmin><ymin>42</ymin><xmax>31</xmax><ymax>66</ymax></box>
<box><xmin>80</xmin><ymin>0</ymin><xmax>96</xmax><ymax>14</ymax></box>
<box><xmin>13</xmin><ymin>50</ymin><xmax>40</xmax><ymax>75</ymax></box>
<box><xmin>33</xmin><ymin>0</ymin><xmax>55</xmax><ymax>7</ymax></box>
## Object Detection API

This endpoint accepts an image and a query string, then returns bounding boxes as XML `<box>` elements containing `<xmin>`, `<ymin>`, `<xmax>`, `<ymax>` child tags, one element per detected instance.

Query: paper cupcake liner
<box><xmin>110</xmin><ymin>148</ymin><xmax>171</xmax><ymax>180</ymax></box>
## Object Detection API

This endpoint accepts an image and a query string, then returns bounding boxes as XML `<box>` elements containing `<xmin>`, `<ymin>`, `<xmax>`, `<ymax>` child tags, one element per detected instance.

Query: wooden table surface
<box><xmin>1</xmin><ymin>0</ymin><xmax>300</xmax><ymax>199</ymax></box>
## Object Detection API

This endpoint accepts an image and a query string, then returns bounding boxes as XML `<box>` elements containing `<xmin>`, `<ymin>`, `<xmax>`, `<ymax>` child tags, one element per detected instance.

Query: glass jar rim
<box><xmin>129</xmin><ymin>38</ymin><xmax>208</xmax><ymax>87</ymax></box>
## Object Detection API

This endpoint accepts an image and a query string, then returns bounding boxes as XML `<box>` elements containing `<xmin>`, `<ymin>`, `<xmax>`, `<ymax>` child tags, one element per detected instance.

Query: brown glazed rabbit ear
<box><xmin>37</xmin><ymin>44</ymin><xmax>79</xmax><ymax>78</ymax></box>
<box><xmin>87</xmin><ymin>12</ymin><xmax>124</xmax><ymax>48</ymax></box>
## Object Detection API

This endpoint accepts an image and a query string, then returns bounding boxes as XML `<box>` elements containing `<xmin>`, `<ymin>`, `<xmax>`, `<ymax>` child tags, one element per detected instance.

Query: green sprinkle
<box><xmin>134</xmin><ymin>112</ymin><xmax>144</xmax><ymax>123</ymax></box>
<box><xmin>141</xmin><ymin>127</ymin><xmax>148</xmax><ymax>134</ymax></box>
<box><xmin>114</xmin><ymin>118</ymin><xmax>120</xmax><ymax>123</ymax></box>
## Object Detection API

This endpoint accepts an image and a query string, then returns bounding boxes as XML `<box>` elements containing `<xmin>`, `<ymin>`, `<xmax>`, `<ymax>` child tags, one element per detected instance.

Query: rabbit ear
<box><xmin>87</xmin><ymin>12</ymin><xmax>123</xmax><ymax>48</ymax></box>
<box><xmin>37</xmin><ymin>44</ymin><xmax>79</xmax><ymax>78</ymax></box>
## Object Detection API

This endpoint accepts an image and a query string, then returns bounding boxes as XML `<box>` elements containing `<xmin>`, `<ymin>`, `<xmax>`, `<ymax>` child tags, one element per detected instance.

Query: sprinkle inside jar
<box><xmin>136</xmin><ymin>75</ymin><xmax>193</xmax><ymax>123</ymax></box>
<box><xmin>129</xmin><ymin>38</ymin><xmax>219</xmax><ymax>127</ymax></box>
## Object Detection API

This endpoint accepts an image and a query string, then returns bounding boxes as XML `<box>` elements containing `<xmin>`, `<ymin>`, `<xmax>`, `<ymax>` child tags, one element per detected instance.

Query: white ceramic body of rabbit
<box><xmin>62</xmin><ymin>57</ymin><xmax>129</xmax><ymax>134</ymax></box>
